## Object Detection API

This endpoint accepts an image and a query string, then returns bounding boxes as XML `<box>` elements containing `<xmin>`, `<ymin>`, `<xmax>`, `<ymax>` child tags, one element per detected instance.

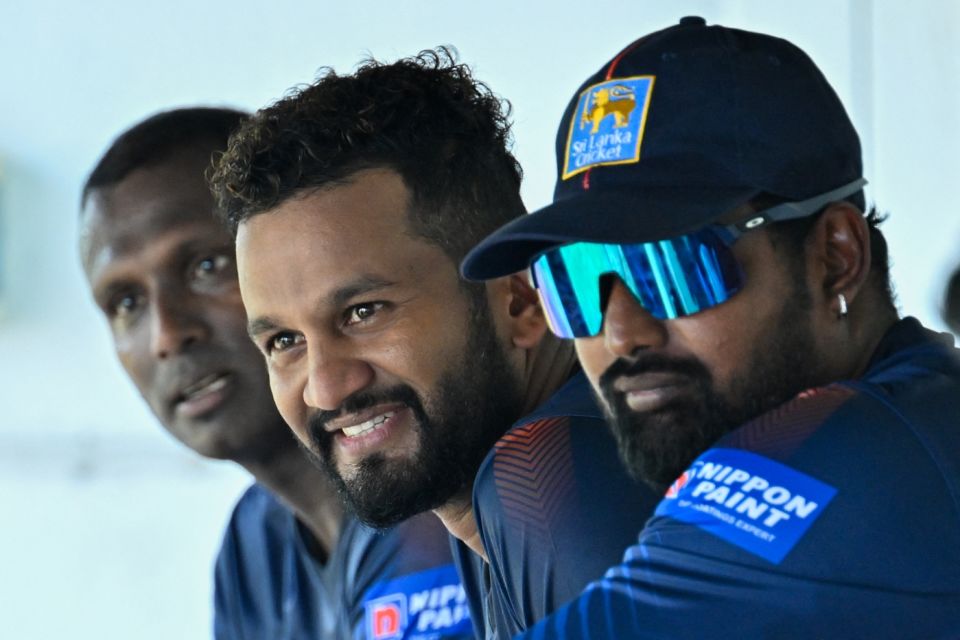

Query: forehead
<box><xmin>81</xmin><ymin>152</ymin><xmax>229</xmax><ymax>278</ymax></box>
<box><xmin>236</xmin><ymin>168</ymin><xmax>456</xmax><ymax>308</ymax></box>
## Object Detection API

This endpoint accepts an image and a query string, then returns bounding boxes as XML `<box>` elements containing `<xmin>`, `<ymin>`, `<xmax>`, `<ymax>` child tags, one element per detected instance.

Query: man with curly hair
<box><xmin>211</xmin><ymin>50</ymin><xmax>659</xmax><ymax>638</ymax></box>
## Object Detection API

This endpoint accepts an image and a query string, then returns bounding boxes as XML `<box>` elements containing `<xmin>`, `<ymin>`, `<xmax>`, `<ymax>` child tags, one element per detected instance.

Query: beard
<box><xmin>598</xmin><ymin>286</ymin><xmax>822</xmax><ymax>492</ymax></box>
<box><xmin>305</xmin><ymin>296</ymin><xmax>523</xmax><ymax>528</ymax></box>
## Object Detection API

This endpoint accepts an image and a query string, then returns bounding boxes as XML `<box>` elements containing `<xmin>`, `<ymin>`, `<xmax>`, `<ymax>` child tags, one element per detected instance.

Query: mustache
<box><xmin>307</xmin><ymin>384</ymin><xmax>421</xmax><ymax>440</ymax></box>
<box><xmin>154</xmin><ymin>348</ymin><xmax>237</xmax><ymax>402</ymax></box>
<box><xmin>598</xmin><ymin>353</ymin><xmax>712</xmax><ymax>400</ymax></box>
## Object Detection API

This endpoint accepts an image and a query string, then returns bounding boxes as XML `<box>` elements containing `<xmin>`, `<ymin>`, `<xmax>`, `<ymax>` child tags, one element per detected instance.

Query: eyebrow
<box><xmin>246</xmin><ymin>274</ymin><xmax>398</xmax><ymax>339</ymax></box>
<box><xmin>247</xmin><ymin>315</ymin><xmax>282</xmax><ymax>340</ymax></box>
<box><xmin>88</xmin><ymin>229</ymin><xmax>231</xmax><ymax>289</ymax></box>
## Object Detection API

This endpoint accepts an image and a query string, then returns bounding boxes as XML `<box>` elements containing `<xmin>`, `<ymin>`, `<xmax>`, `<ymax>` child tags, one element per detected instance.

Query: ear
<box><xmin>809</xmin><ymin>202</ymin><xmax>871</xmax><ymax>316</ymax></box>
<box><xmin>489</xmin><ymin>273</ymin><xmax>548</xmax><ymax>349</ymax></box>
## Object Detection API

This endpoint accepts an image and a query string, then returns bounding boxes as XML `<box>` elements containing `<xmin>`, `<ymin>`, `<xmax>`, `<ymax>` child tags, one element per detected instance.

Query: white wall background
<box><xmin>0</xmin><ymin>1</ymin><xmax>957</xmax><ymax>638</ymax></box>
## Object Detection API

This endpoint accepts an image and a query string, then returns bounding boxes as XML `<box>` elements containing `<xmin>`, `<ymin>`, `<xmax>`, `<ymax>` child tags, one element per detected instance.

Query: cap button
<box><xmin>678</xmin><ymin>16</ymin><xmax>707</xmax><ymax>27</ymax></box>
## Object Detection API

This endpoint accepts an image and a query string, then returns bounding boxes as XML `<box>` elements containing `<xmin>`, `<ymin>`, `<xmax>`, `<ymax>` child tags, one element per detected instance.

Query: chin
<box><xmin>608</xmin><ymin>400</ymin><xmax>729</xmax><ymax>491</ymax></box>
<box><xmin>171</xmin><ymin>415</ymin><xmax>278</xmax><ymax>462</ymax></box>
<box><xmin>330</xmin><ymin>453</ymin><xmax>463</xmax><ymax>529</ymax></box>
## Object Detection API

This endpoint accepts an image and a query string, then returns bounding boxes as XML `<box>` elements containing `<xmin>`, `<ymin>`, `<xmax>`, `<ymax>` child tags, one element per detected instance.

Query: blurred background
<box><xmin>1</xmin><ymin>1</ymin><xmax>958</xmax><ymax>637</ymax></box>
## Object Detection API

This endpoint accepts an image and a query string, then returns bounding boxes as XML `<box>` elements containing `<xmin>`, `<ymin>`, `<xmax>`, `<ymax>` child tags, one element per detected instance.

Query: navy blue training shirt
<box><xmin>452</xmin><ymin>372</ymin><xmax>661</xmax><ymax>638</ymax></box>
<box><xmin>214</xmin><ymin>485</ymin><xmax>473</xmax><ymax>639</ymax></box>
<box><xmin>521</xmin><ymin>318</ymin><xmax>960</xmax><ymax>638</ymax></box>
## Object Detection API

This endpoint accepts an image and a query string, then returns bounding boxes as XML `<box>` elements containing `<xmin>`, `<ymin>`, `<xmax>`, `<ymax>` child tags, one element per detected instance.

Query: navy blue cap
<box><xmin>462</xmin><ymin>17</ymin><xmax>864</xmax><ymax>280</ymax></box>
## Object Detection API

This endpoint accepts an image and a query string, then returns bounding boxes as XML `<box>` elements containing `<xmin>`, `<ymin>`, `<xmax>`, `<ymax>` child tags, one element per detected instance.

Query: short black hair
<box><xmin>209</xmin><ymin>48</ymin><xmax>525</xmax><ymax>265</ymax></box>
<box><xmin>82</xmin><ymin>106</ymin><xmax>248</xmax><ymax>207</ymax></box>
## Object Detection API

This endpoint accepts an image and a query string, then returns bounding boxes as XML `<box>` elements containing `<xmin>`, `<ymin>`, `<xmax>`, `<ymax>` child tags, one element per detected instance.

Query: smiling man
<box><xmin>211</xmin><ymin>51</ymin><xmax>657</xmax><ymax>638</ymax></box>
<box><xmin>80</xmin><ymin>108</ymin><xmax>469</xmax><ymax>640</ymax></box>
<box><xmin>462</xmin><ymin>17</ymin><xmax>960</xmax><ymax>637</ymax></box>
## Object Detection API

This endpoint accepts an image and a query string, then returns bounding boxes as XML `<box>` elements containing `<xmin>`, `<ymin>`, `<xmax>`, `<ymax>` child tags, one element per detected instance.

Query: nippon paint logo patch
<box><xmin>363</xmin><ymin>565</ymin><xmax>471</xmax><ymax>639</ymax></box>
<box><xmin>367</xmin><ymin>593</ymin><xmax>407</xmax><ymax>639</ymax></box>
<box><xmin>656</xmin><ymin>448</ymin><xmax>837</xmax><ymax>563</ymax></box>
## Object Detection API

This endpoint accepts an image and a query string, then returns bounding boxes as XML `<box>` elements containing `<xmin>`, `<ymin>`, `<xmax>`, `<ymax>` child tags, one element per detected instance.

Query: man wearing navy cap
<box><xmin>464</xmin><ymin>17</ymin><xmax>960</xmax><ymax>636</ymax></box>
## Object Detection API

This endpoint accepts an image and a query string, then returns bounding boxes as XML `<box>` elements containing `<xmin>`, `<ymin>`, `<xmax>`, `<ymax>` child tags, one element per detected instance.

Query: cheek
<box><xmin>671</xmin><ymin>294</ymin><xmax>774</xmax><ymax>390</ymax></box>
<box><xmin>574</xmin><ymin>337</ymin><xmax>610</xmax><ymax>392</ymax></box>
<box><xmin>268</xmin><ymin>370</ymin><xmax>308</xmax><ymax>442</ymax></box>
<box><xmin>114</xmin><ymin>331</ymin><xmax>153</xmax><ymax>391</ymax></box>
<box><xmin>374</xmin><ymin>316</ymin><xmax>466</xmax><ymax>390</ymax></box>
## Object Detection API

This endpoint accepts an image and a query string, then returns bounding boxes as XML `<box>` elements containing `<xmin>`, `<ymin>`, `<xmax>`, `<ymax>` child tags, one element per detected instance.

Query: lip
<box><xmin>613</xmin><ymin>373</ymin><xmax>691</xmax><ymax>413</ymax></box>
<box><xmin>323</xmin><ymin>403</ymin><xmax>409</xmax><ymax>433</ymax></box>
<box><xmin>172</xmin><ymin>371</ymin><xmax>234</xmax><ymax>419</ymax></box>
<box><xmin>329</xmin><ymin>405</ymin><xmax>412</xmax><ymax>464</ymax></box>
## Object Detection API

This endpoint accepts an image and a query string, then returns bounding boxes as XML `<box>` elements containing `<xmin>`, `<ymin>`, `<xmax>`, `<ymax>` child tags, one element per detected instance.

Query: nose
<box><xmin>149</xmin><ymin>293</ymin><xmax>208</xmax><ymax>359</ymax></box>
<box><xmin>602</xmin><ymin>277</ymin><xmax>668</xmax><ymax>357</ymax></box>
<box><xmin>302</xmin><ymin>342</ymin><xmax>375</xmax><ymax>412</ymax></box>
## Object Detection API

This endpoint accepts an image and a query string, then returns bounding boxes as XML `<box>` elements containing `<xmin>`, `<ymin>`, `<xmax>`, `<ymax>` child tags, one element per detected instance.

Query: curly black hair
<box><xmin>210</xmin><ymin>48</ymin><xmax>525</xmax><ymax>265</ymax></box>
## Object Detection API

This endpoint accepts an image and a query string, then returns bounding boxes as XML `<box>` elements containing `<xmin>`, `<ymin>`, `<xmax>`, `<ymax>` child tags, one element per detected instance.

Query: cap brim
<box><xmin>461</xmin><ymin>185</ymin><xmax>757</xmax><ymax>280</ymax></box>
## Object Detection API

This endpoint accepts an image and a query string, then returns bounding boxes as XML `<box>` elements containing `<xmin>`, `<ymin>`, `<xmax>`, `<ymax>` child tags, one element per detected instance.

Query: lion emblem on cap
<box><xmin>581</xmin><ymin>85</ymin><xmax>637</xmax><ymax>134</ymax></box>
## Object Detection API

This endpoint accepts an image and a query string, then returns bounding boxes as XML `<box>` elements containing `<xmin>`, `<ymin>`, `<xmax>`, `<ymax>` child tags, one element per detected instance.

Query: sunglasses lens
<box><xmin>531</xmin><ymin>229</ymin><xmax>744</xmax><ymax>338</ymax></box>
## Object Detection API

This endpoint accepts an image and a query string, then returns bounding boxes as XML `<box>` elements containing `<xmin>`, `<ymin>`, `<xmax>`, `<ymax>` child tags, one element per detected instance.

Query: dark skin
<box><xmin>575</xmin><ymin>201</ymin><xmax>898</xmax><ymax>482</ymax></box>
<box><xmin>80</xmin><ymin>146</ymin><xmax>342</xmax><ymax>554</ymax></box>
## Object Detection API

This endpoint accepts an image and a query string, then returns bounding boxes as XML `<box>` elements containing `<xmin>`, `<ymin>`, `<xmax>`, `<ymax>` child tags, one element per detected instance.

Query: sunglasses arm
<box><xmin>718</xmin><ymin>177</ymin><xmax>868</xmax><ymax>243</ymax></box>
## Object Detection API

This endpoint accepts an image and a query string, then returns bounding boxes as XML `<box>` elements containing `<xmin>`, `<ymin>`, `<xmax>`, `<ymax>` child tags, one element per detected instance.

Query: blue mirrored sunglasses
<box><xmin>530</xmin><ymin>179</ymin><xmax>866</xmax><ymax>338</ymax></box>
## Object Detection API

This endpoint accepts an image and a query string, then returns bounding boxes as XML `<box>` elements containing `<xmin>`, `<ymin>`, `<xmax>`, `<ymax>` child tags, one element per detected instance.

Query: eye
<box><xmin>345</xmin><ymin>302</ymin><xmax>385</xmax><ymax>326</ymax></box>
<box><xmin>190</xmin><ymin>252</ymin><xmax>233</xmax><ymax>281</ymax></box>
<box><xmin>266</xmin><ymin>332</ymin><xmax>303</xmax><ymax>354</ymax></box>
<box><xmin>107</xmin><ymin>291</ymin><xmax>143</xmax><ymax>320</ymax></box>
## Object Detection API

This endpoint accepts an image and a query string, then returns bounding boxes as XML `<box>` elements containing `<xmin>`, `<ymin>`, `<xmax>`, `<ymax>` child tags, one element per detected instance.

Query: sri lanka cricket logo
<box><xmin>581</xmin><ymin>85</ymin><xmax>637</xmax><ymax>134</ymax></box>
<box><xmin>563</xmin><ymin>75</ymin><xmax>654</xmax><ymax>179</ymax></box>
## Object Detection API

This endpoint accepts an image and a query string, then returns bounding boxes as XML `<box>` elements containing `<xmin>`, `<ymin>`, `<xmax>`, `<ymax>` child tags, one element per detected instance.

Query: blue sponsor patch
<box><xmin>562</xmin><ymin>75</ymin><xmax>654</xmax><ymax>179</ymax></box>
<box><xmin>657</xmin><ymin>448</ymin><xmax>837</xmax><ymax>564</ymax></box>
<box><xmin>363</xmin><ymin>564</ymin><xmax>471</xmax><ymax>639</ymax></box>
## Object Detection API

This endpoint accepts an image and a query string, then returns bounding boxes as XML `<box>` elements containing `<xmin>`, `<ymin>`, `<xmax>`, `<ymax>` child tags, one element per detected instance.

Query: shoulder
<box><xmin>215</xmin><ymin>483</ymin><xmax>303</xmax><ymax>595</ymax></box>
<box><xmin>474</xmin><ymin>372</ymin><xmax>604</xmax><ymax>511</ymax></box>
<box><xmin>472</xmin><ymin>387</ymin><xmax>659</xmax><ymax>630</ymax></box>
<box><xmin>340</xmin><ymin>512</ymin><xmax>456</xmax><ymax>581</ymax></box>
<box><xmin>219</xmin><ymin>482</ymin><xmax>298</xmax><ymax>551</ymax></box>
<box><xmin>653</xmin><ymin>373</ymin><xmax>960</xmax><ymax>584</ymax></box>
<box><xmin>227</xmin><ymin>482</ymin><xmax>290</xmax><ymax>522</ymax></box>
<box><xmin>352</xmin><ymin>514</ymin><xmax>473</xmax><ymax>639</ymax></box>
<box><xmin>477</xmin><ymin>407</ymin><xmax>655</xmax><ymax>530</ymax></box>
<box><xmin>213</xmin><ymin>483</ymin><xmax>304</xmax><ymax>637</ymax></box>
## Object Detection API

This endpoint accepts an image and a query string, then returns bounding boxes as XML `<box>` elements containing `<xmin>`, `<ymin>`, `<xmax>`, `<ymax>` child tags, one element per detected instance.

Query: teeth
<box><xmin>342</xmin><ymin>412</ymin><xmax>394</xmax><ymax>438</ymax></box>
<box><xmin>182</xmin><ymin>374</ymin><xmax>227</xmax><ymax>400</ymax></box>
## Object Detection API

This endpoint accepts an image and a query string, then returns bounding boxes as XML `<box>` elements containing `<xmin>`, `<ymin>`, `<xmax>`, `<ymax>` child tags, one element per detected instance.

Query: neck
<box><xmin>843</xmin><ymin>291</ymin><xmax>899</xmax><ymax>380</ymax></box>
<box><xmin>434</xmin><ymin>492</ymin><xmax>486</xmax><ymax>561</ymax></box>
<box><xmin>238</xmin><ymin>438</ymin><xmax>344</xmax><ymax>559</ymax></box>
<box><xmin>520</xmin><ymin>332</ymin><xmax>579</xmax><ymax>415</ymax></box>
